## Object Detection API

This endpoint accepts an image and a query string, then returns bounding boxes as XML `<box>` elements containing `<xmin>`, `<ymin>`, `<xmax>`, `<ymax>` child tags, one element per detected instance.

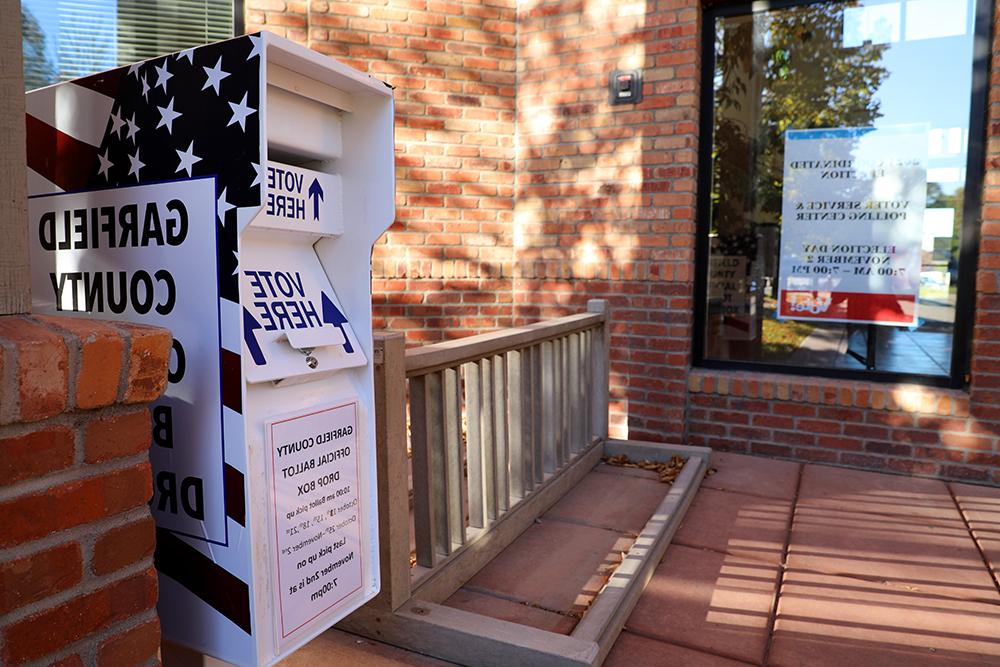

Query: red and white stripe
<box><xmin>25</xmin><ymin>70</ymin><xmax>120</xmax><ymax>195</ymax></box>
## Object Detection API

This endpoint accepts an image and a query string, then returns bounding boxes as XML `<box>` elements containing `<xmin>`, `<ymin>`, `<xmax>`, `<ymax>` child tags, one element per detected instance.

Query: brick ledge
<box><xmin>0</xmin><ymin>315</ymin><xmax>172</xmax><ymax>425</ymax></box>
<box><xmin>687</xmin><ymin>368</ymin><xmax>969</xmax><ymax>418</ymax></box>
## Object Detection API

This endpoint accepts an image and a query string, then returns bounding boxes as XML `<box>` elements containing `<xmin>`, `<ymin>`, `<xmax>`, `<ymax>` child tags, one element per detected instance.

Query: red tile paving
<box><xmin>604</xmin><ymin>631</ymin><xmax>756</xmax><ymax>666</ymax></box>
<box><xmin>770</xmin><ymin>569</ymin><xmax>1000</xmax><ymax>666</ymax></box>
<box><xmin>460</xmin><ymin>517</ymin><xmax>630</xmax><ymax>617</ymax></box>
<box><xmin>278</xmin><ymin>628</ymin><xmax>454</xmax><ymax>666</ymax></box>
<box><xmin>624</xmin><ymin>545</ymin><xmax>780</xmax><ymax>664</ymax></box>
<box><xmin>285</xmin><ymin>454</ymin><xmax>1000</xmax><ymax>666</ymax></box>
<box><xmin>702</xmin><ymin>452</ymin><xmax>801</xmax><ymax>501</ymax></box>
<box><xmin>546</xmin><ymin>469</ymin><xmax>672</xmax><ymax>535</ymax></box>
<box><xmin>797</xmin><ymin>464</ymin><xmax>960</xmax><ymax>521</ymax></box>
<box><xmin>459</xmin><ymin>468</ymin><xmax>652</xmax><ymax>618</ymax></box>
<box><xmin>786</xmin><ymin>504</ymin><xmax>997</xmax><ymax>601</ymax></box>
<box><xmin>951</xmin><ymin>481</ymin><xmax>1000</xmax><ymax>582</ymax></box>
<box><xmin>673</xmin><ymin>487</ymin><xmax>792</xmax><ymax>564</ymax></box>
<box><xmin>593</xmin><ymin>460</ymin><xmax>661</xmax><ymax>481</ymax></box>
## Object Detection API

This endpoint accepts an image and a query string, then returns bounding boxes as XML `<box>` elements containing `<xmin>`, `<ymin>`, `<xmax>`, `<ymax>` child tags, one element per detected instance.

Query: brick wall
<box><xmin>251</xmin><ymin>0</ymin><xmax>1000</xmax><ymax>484</ymax></box>
<box><xmin>0</xmin><ymin>316</ymin><xmax>170</xmax><ymax>666</ymax></box>
<box><xmin>514</xmin><ymin>0</ymin><xmax>699</xmax><ymax>438</ymax></box>
<box><xmin>513</xmin><ymin>0</ymin><xmax>1000</xmax><ymax>483</ymax></box>
<box><xmin>686</xmin><ymin>371</ymin><xmax>996</xmax><ymax>480</ymax></box>
<box><xmin>247</xmin><ymin>0</ymin><xmax>518</xmax><ymax>343</ymax></box>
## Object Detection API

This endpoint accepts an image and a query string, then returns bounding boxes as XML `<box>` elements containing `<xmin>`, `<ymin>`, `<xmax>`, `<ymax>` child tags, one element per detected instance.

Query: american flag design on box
<box><xmin>26</xmin><ymin>33</ymin><xmax>264</xmax><ymax>657</ymax></box>
<box><xmin>26</xmin><ymin>30</ymin><xmax>395</xmax><ymax>665</ymax></box>
<box><xmin>26</xmin><ymin>33</ymin><xmax>263</xmax><ymax>302</ymax></box>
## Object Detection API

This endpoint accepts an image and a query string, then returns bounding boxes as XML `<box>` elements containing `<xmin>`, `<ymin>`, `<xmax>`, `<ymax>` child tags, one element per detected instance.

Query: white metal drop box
<box><xmin>25</xmin><ymin>32</ymin><xmax>394</xmax><ymax>666</ymax></box>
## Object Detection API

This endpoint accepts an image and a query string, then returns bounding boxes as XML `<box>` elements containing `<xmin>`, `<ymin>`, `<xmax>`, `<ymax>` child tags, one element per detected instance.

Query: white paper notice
<box><xmin>778</xmin><ymin>124</ymin><xmax>928</xmax><ymax>325</ymax></box>
<box><xmin>266</xmin><ymin>400</ymin><xmax>363</xmax><ymax>646</ymax></box>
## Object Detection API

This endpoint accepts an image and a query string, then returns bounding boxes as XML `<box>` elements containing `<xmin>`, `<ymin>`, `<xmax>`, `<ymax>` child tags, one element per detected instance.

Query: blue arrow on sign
<box><xmin>321</xmin><ymin>292</ymin><xmax>353</xmax><ymax>354</ymax></box>
<box><xmin>243</xmin><ymin>307</ymin><xmax>267</xmax><ymax>366</ymax></box>
<box><xmin>307</xmin><ymin>178</ymin><xmax>324</xmax><ymax>221</ymax></box>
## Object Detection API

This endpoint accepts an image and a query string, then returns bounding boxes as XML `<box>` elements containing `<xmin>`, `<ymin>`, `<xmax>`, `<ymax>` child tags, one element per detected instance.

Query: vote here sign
<box><xmin>777</xmin><ymin>125</ymin><xmax>928</xmax><ymax>326</ymax></box>
<box><xmin>252</xmin><ymin>161</ymin><xmax>343</xmax><ymax>236</ymax></box>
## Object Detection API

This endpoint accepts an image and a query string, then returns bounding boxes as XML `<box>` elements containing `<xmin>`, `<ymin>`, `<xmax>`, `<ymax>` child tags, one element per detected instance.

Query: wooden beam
<box><xmin>370</xmin><ymin>333</ymin><xmax>411</xmax><ymax>611</ymax></box>
<box><xmin>587</xmin><ymin>300</ymin><xmax>609</xmax><ymax>440</ymax></box>
<box><xmin>506</xmin><ymin>348</ymin><xmax>525</xmax><ymax>501</ymax></box>
<box><xmin>465</xmin><ymin>359</ymin><xmax>486</xmax><ymax>529</ymax></box>
<box><xmin>442</xmin><ymin>367</ymin><xmax>465</xmax><ymax>551</ymax></box>
<box><xmin>338</xmin><ymin>602</ymin><xmax>598</xmax><ymax>667</ymax></box>
<box><xmin>406</xmin><ymin>313</ymin><xmax>604</xmax><ymax>376</ymax></box>
<box><xmin>1</xmin><ymin>0</ymin><xmax>30</xmax><ymax>315</ymax></box>
<box><xmin>492</xmin><ymin>354</ymin><xmax>509</xmax><ymax>513</ymax></box>
<box><xmin>573</xmin><ymin>448</ymin><xmax>709</xmax><ymax>662</ymax></box>
<box><xmin>410</xmin><ymin>372</ymin><xmax>441</xmax><ymax>568</ymax></box>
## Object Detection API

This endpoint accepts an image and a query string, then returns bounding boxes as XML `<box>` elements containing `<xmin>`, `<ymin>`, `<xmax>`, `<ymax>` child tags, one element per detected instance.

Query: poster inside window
<box><xmin>700</xmin><ymin>0</ymin><xmax>981</xmax><ymax>381</ymax></box>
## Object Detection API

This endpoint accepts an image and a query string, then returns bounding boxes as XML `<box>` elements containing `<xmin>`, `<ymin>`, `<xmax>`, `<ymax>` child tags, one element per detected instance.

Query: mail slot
<box><xmin>25</xmin><ymin>32</ymin><xmax>394</xmax><ymax>666</ymax></box>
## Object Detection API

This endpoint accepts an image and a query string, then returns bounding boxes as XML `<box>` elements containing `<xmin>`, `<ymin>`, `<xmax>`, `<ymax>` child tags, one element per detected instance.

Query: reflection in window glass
<box><xmin>703</xmin><ymin>0</ymin><xmax>977</xmax><ymax>378</ymax></box>
<box><xmin>22</xmin><ymin>0</ymin><xmax>234</xmax><ymax>91</ymax></box>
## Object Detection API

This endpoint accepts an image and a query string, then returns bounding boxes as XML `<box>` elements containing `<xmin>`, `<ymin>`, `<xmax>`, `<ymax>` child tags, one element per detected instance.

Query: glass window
<box><xmin>22</xmin><ymin>0</ymin><xmax>236</xmax><ymax>91</ymax></box>
<box><xmin>697</xmin><ymin>0</ymin><xmax>985</xmax><ymax>385</ymax></box>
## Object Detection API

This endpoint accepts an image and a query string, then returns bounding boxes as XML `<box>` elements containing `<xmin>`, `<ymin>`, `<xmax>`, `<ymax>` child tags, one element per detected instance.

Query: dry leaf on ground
<box><xmin>602</xmin><ymin>454</ymin><xmax>687</xmax><ymax>484</ymax></box>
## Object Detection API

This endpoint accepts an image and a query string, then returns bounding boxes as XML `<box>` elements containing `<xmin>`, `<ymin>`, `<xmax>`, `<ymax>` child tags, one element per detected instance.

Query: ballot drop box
<box><xmin>25</xmin><ymin>32</ymin><xmax>394</xmax><ymax>665</ymax></box>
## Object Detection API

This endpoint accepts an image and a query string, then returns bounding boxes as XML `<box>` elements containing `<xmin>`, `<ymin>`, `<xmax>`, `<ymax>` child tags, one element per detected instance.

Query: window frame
<box><xmin>692</xmin><ymin>0</ymin><xmax>993</xmax><ymax>389</ymax></box>
<box><xmin>234</xmin><ymin>1</ymin><xmax>246</xmax><ymax>35</ymax></box>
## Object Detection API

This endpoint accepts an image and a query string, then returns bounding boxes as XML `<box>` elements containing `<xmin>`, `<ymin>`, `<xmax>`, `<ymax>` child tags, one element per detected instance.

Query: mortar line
<box><xmin>541</xmin><ymin>512</ymin><xmax>642</xmax><ymax>538</ymax></box>
<box><xmin>669</xmin><ymin>540</ymin><xmax>784</xmax><ymax>566</ymax></box>
<box><xmin>947</xmin><ymin>482</ymin><xmax>1000</xmax><ymax>598</ymax></box>
<box><xmin>459</xmin><ymin>583</ymin><xmax>578</xmax><ymax>620</ymax></box>
<box><xmin>696</xmin><ymin>482</ymin><xmax>801</xmax><ymax>502</ymax></box>
<box><xmin>620</xmin><ymin>628</ymin><xmax>757</xmax><ymax>666</ymax></box>
<box><xmin>761</xmin><ymin>462</ymin><xmax>804</xmax><ymax>666</ymax></box>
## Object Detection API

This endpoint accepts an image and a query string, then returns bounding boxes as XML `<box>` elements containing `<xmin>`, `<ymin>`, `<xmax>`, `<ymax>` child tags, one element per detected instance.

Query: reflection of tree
<box><xmin>58</xmin><ymin>8</ymin><xmax>115</xmax><ymax>80</ymax></box>
<box><xmin>708</xmin><ymin>3</ymin><xmax>890</xmax><ymax>360</ymax></box>
<box><xmin>927</xmin><ymin>183</ymin><xmax>964</xmax><ymax>214</ymax></box>
<box><xmin>927</xmin><ymin>183</ymin><xmax>965</xmax><ymax>272</ymax></box>
<box><xmin>23</xmin><ymin>8</ymin><xmax>55</xmax><ymax>90</ymax></box>
<box><xmin>22</xmin><ymin>4</ymin><xmax>116</xmax><ymax>88</ymax></box>
<box><xmin>712</xmin><ymin>3</ymin><xmax>890</xmax><ymax>236</ymax></box>
<box><xmin>712</xmin><ymin>17</ymin><xmax>753</xmax><ymax>242</ymax></box>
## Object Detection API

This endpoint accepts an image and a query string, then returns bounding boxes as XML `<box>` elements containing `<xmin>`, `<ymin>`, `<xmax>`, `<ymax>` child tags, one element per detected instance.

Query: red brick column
<box><xmin>0</xmin><ymin>316</ymin><xmax>170</xmax><ymax>667</ymax></box>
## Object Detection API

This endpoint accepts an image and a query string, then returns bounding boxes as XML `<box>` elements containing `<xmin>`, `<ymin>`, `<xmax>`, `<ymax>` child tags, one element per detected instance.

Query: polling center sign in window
<box><xmin>777</xmin><ymin>124</ymin><xmax>928</xmax><ymax>326</ymax></box>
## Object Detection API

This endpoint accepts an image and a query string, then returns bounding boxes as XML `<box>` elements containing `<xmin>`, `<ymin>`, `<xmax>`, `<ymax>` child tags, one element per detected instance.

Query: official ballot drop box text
<box><xmin>25</xmin><ymin>32</ymin><xmax>394</xmax><ymax>665</ymax></box>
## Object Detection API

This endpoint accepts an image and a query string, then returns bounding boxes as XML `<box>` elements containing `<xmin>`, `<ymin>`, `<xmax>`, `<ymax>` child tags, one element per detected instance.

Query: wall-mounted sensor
<box><xmin>609</xmin><ymin>69</ymin><xmax>643</xmax><ymax>105</ymax></box>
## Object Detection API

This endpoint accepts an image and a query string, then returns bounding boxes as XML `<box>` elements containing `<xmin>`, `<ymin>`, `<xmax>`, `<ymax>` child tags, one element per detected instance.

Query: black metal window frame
<box><xmin>234</xmin><ymin>1</ymin><xmax>246</xmax><ymax>35</ymax></box>
<box><xmin>692</xmin><ymin>0</ymin><xmax>993</xmax><ymax>389</ymax></box>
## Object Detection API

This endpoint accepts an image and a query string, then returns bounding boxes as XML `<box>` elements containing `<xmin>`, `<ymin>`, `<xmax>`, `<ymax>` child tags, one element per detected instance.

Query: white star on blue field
<box><xmin>92</xmin><ymin>35</ymin><xmax>263</xmax><ymax>304</ymax></box>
